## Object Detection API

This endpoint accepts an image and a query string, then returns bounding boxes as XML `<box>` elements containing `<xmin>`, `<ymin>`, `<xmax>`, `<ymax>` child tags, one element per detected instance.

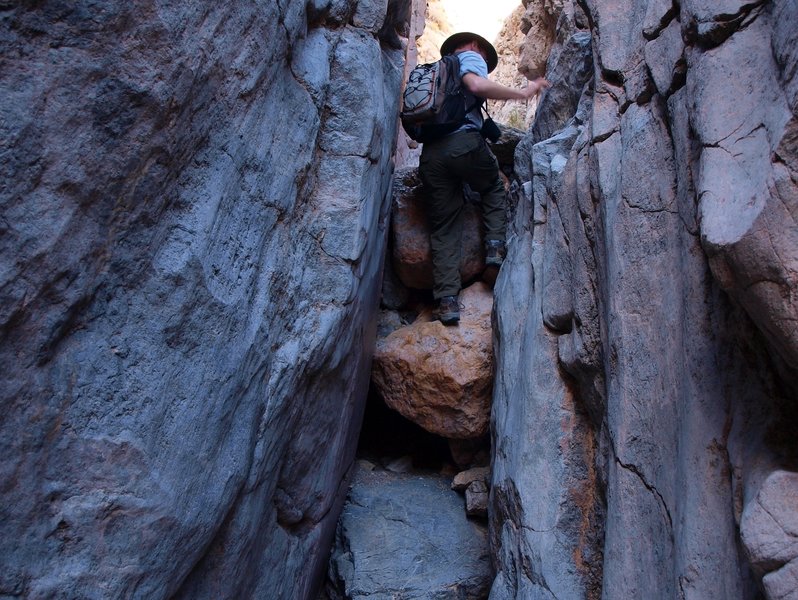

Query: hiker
<box><xmin>419</xmin><ymin>32</ymin><xmax>549</xmax><ymax>325</ymax></box>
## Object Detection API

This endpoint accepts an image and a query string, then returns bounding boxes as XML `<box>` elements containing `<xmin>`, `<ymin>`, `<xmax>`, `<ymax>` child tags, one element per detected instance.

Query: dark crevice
<box><xmin>601</xmin><ymin>69</ymin><xmax>624</xmax><ymax>91</ymax></box>
<box><xmin>615</xmin><ymin>453</ymin><xmax>675</xmax><ymax>535</ymax></box>
<box><xmin>642</xmin><ymin>2</ymin><xmax>680</xmax><ymax>41</ymax></box>
<box><xmin>669</xmin><ymin>58</ymin><xmax>687</xmax><ymax>94</ymax></box>
<box><xmin>683</xmin><ymin>0</ymin><xmax>767</xmax><ymax>50</ymax></box>
<box><xmin>356</xmin><ymin>385</ymin><xmax>458</xmax><ymax>473</ymax></box>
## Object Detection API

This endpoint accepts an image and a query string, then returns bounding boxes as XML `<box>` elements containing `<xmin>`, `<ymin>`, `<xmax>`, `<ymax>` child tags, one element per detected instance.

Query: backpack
<box><xmin>400</xmin><ymin>54</ymin><xmax>480</xmax><ymax>143</ymax></box>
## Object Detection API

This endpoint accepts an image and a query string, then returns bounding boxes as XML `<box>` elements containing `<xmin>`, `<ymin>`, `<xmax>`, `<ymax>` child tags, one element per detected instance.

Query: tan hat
<box><xmin>440</xmin><ymin>32</ymin><xmax>498</xmax><ymax>73</ymax></box>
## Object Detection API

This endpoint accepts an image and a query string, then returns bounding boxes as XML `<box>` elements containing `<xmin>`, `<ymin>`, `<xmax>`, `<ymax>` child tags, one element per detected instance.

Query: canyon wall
<box><xmin>0</xmin><ymin>1</ymin><xmax>409</xmax><ymax>598</ymax></box>
<box><xmin>3</xmin><ymin>0</ymin><xmax>797</xmax><ymax>598</ymax></box>
<box><xmin>491</xmin><ymin>0</ymin><xmax>798</xmax><ymax>598</ymax></box>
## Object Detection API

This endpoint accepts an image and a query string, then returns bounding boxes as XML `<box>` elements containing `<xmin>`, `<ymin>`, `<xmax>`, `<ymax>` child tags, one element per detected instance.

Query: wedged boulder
<box><xmin>326</xmin><ymin>465</ymin><xmax>492</xmax><ymax>600</ymax></box>
<box><xmin>391</xmin><ymin>168</ymin><xmax>486</xmax><ymax>290</ymax></box>
<box><xmin>372</xmin><ymin>282</ymin><xmax>494</xmax><ymax>439</ymax></box>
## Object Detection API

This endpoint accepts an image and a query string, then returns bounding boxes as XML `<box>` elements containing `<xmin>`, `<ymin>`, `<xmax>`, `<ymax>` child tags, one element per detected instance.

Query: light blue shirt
<box><xmin>458</xmin><ymin>50</ymin><xmax>489</xmax><ymax>79</ymax></box>
<box><xmin>455</xmin><ymin>50</ymin><xmax>486</xmax><ymax>132</ymax></box>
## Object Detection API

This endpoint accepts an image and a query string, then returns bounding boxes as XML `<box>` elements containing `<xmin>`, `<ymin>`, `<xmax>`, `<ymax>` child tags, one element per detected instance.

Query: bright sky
<box><xmin>440</xmin><ymin>0</ymin><xmax>522</xmax><ymax>43</ymax></box>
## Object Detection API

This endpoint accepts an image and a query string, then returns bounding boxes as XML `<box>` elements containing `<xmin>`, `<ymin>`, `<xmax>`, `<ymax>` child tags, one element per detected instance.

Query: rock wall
<box><xmin>0</xmin><ymin>1</ymin><xmax>410</xmax><ymax>598</ymax></box>
<box><xmin>488</xmin><ymin>0</ymin><xmax>566</xmax><ymax>129</ymax></box>
<box><xmin>491</xmin><ymin>0</ymin><xmax>798</xmax><ymax>598</ymax></box>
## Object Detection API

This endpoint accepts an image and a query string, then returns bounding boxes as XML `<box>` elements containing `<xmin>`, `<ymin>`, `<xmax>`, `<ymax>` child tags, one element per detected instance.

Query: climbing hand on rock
<box><xmin>521</xmin><ymin>77</ymin><xmax>551</xmax><ymax>99</ymax></box>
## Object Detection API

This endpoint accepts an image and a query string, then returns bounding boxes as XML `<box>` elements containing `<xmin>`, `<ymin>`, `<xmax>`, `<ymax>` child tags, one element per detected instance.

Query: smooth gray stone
<box><xmin>327</xmin><ymin>467</ymin><xmax>492</xmax><ymax>600</ymax></box>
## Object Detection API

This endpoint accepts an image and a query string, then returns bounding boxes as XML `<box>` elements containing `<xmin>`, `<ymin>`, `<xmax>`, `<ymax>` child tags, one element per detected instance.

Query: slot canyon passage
<box><xmin>1</xmin><ymin>0</ymin><xmax>797</xmax><ymax>598</ymax></box>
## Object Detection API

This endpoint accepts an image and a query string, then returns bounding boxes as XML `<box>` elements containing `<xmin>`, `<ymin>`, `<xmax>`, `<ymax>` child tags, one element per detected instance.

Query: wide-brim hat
<box><xmin>440</xmin><ymin>32</ymin><xmax>498</xmax><ymax>73</ymax></box>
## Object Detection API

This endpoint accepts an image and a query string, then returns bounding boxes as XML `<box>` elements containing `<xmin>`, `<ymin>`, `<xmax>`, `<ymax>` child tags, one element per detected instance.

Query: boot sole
<box><xmin>440</xmin><ymin>313</ymin><xmax>460</xmax><ymax>325</ymax></box>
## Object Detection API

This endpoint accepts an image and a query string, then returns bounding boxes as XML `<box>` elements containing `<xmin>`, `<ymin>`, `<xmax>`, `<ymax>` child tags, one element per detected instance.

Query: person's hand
<box><xmin>521</xmin><ymin>77</ymin><xmax>551</xmax><ymax>99</ymax></box>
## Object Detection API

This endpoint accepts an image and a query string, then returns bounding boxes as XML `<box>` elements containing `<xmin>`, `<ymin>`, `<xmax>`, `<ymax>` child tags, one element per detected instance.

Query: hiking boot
<box><xmin>438</xmin><ymin>294</ymin><xmax>460</xmax><ymax>325</ymax></box>
<box><xmin>485</xmin><ymin>239</ymin><xmax>506</xmax><ymax>267</ymax></box>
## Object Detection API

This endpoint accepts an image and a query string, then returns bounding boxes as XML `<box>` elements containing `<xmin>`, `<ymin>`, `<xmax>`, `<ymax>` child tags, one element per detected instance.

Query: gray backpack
<box><xmin>400</xmin><ymin>55</ymin><xmax>478</xmax><ymax>143</ymax></box>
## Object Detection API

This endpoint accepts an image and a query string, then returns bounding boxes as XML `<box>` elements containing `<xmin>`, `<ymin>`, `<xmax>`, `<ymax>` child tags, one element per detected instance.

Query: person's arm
<box><xmin>462</xmin><ymin>73</ymin><xmax>550</xmax><ymax>100</ymax></box>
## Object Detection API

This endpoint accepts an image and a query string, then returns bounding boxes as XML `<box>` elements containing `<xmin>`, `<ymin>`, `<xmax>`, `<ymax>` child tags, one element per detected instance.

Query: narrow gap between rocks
<box><xmin>355</xmin><ymin>316</ymin><xmax>494</xmax><ymax>515</ymax></box>
<box><xmin>356</xmin><ymin>385</ymin><xmax>461</xmax><ymax>475</ymax></box>
<box><xmin>321</xmin><ymin>4</ymin><xmax>530</xmax><ymax>597</ymax></box>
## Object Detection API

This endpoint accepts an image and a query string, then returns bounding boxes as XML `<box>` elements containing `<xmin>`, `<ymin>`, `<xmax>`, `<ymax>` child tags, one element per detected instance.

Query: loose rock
<box><xmin>465</xmin><ymin>481</ymin><xmax>489</xmax><ymax>518</ymax></box>
<box><xmin>371</xmin><ymin>282</ymin><xmax>495</xmax><ymax>439</ymax></box>
<box><xmin>452</xmin><ymin>467</ymin><xmax>491</xmax><ymax>492</ymax></box>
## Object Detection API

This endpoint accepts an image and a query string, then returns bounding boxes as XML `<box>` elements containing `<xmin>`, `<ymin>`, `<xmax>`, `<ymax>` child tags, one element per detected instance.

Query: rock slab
<box><xmin>326</xmin><ymin>465</ymin><xmax>492</xmax><ymax>600</ymax></box>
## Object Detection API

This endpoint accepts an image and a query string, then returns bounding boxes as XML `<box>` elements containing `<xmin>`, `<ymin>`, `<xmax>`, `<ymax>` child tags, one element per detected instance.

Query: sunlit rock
<box><xmin>372</xmin><ymin>282</ymin><xmax>494</xmax><ymax>439</ymax></box>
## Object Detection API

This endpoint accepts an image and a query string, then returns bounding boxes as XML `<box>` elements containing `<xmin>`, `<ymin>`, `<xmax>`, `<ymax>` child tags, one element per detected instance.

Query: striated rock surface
<box><xmin>0</xmin><ymin>1</ymin><xmax>410</xmax><ymax>598</ymax></box>
<box><xmin>326</xmin><ymin>464</ymin><xmax>492</xmax><ymax>599</ymax></box>
<box><xmin>372</xmin><ymin>282</ymin><xmax>494</xmax><ymax>439</ymax></box>
<box><xmin>490</xmin><ymin>0</ymin><xmax>798</xmax><ymax>599</ymax></box>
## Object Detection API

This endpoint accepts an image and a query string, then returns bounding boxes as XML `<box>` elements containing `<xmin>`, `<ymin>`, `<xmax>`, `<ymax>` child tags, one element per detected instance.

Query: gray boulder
<box><xmin>327</xmin><ymin>466</ymin><xmax>492</xmax><ymax>599</ymax></box>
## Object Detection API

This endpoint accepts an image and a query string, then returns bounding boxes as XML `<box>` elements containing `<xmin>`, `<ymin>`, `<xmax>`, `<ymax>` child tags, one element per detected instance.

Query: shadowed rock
<box><xmin>0</xmin><ymin>1</ymin><xmax>410</xmax><ymax>598</ymax></box>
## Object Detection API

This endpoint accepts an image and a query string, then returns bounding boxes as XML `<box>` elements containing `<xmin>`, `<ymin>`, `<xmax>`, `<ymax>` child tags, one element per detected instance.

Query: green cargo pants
<box><xmin>419</xmin><ymin>129</ymin><xmax>506</xmax><ymax>299</ymax></box>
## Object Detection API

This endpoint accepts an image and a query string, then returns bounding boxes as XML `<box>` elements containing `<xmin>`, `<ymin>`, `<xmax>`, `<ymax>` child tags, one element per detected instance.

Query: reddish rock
<box><xmin>465</xmin><ymin>481</ymin><xmax>489</xmax><ymax>518</ymax></box>
<box><xmin>452</xmin><ymin>466</ymin><xmax>490</xmax><ymax>492</ymax></box>
<box><xmin>371</xmin><ymin>282</ymin><xmax>494</xmax><ymax>439</ymax></box>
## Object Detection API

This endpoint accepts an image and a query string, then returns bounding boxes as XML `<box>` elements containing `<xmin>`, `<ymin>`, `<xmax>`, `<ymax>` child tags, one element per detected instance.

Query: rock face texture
<box><xmin>372</xmin><ymin>282</ymin><xmax>494</xmax><ymax>439</ymax></box>
<box><xmin>490</xmin><ymin>1</ymin><xmax>798</xmax><ymax>599</ymax></box>
<box><xmin>518</xmin><ymin>0</ymin><xmax>564</xmax><ymax>79</ymax></box>
<box><xmin>741</xmin><ymin>470</ymin><xmax>798</xmax><ymax>598</ymax></box>
<box><xmin>488</xmin><ymin>6</ymin><xmax>538</xmax><ymax>130</ymax></box>
<box><xmin>326</xmin><ymin>464</ymin><xmax>492</xmax><ymax>599</ymax></box>
<box><xmin>5</xmin><ymin>0</ymin><xmax>797</xmax><ymax>598</ymax></box>
<box><xmin>0</xmin><ymin>1</ymin><xmax>410</xmax><ymax>598</ymax></box>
